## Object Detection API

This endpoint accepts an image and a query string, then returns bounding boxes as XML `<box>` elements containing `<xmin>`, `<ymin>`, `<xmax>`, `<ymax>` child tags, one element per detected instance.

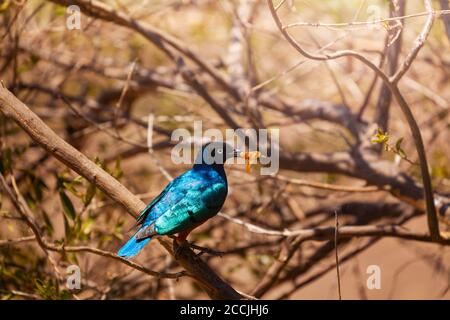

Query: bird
<box><xmin>118</xmin><ymin>141</ymin><xmax>241</xmax><ymax>258</ymax></box>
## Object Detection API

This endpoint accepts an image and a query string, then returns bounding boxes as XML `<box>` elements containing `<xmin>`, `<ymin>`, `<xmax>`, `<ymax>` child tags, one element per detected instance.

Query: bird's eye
<box><xmin>217</xmin><ymin>149</ymin><xmax>223</xmax><ymax>154</ymax></box>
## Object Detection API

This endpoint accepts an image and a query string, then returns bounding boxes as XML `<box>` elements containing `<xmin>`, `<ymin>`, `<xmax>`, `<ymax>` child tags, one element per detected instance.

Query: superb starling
<box><xmin>118</xmin><ymin>141</ymin><xmax>240</xmax><ymax>258</ymax></box>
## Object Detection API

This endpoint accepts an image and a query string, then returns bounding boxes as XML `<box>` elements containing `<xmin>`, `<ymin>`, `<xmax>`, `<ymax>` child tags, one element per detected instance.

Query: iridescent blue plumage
<box><xmin>118</xmin><ymin>142</ymin><xmax>238</xmax><ymax>258</ymax></box>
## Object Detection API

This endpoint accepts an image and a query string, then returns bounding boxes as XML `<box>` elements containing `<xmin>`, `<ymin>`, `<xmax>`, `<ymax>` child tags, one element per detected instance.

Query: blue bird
<box><xmin>118</xmin><ymin>141</ymin><xmax>241</xmax><ymax>258</ymax></box>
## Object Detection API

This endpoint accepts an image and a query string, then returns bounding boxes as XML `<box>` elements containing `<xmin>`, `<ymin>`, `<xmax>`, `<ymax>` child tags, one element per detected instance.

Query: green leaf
<box><xmin>62</xmin><ymin>211</ymin><xmax>72</xmax><ymax>241</ymax></box>
<box><xmin>395</xmin><ymin>137</ymin><xmax>403</xmax><ymax>150</ymax></box>
<box><xmin>56</xmin><ymin>172</ymin><xmax>73</xmax><ymax>189</ymax></box>
<box><xmin>74</xmin><ymin>215</ymin><xmax>82</xmax><ymax>238</ymax></box>
<box><xmin>81</xmin><ymin>217</ymin><xmax>94</xmax><ymax>235</ymax></box>
<box><xmin>54</xmin><ymin>6</ymin><xmax>65</xmax><ymax>17</ymax></box>
<box><xmin>83</xmin><ymin>183</ymin><xmax>96</xmax><ymax>207</ymax></box>
<box><xmin>113</xmin><ymin>221</ymin><xmax>124</xmax><ymax>240</ymax></box>
<box><xmin>94</xmin><ymin>156</ymin><xmax>106</xmax><ymax>170</ymax></box>
<box><xmin>34</xmin><ymin>279</ymin><xmax>58</xmax><ymax>300</ymax></box>
<box><xmin>59</xmin><ymin>290</ymin><xmax>72</xmax><ymax>300</ymax></box>
<box><xmin>112</xmin><ymin>158</ymin><xmax>123</xmax><ymax>179</ymax></box>
<box><xmin>67</xmin><ymin>252</ymin><xmax>79</xmax><ymax>265</ymax></box>
<box><xmin>34</xmin><ymin>279</ymin><xmax>46</xmax><ymax>296</ymax></box>
<box><xmin>0</xmin><ymin>148</ymin><xmax>12</xmax><ymax>173</ymax></box>
<box><xmin>42</xmin><ymin>210</ymin><xmax>54</xmax><ymax>236</ymax></box>
<box><xmin>63</xmin><ymin>181</ymin><xmax>83</xmax><ymax>198</ymax></box>
<box><xmin>24</xmin><ymin>170</ymin><xmax>48</xmax><ymax>202</ymax></box>
<box><xmin>59</xmin><ymin>191</ymin><xmax>76</xmax><ymax>221</ymax></box>
<box><xmin>394</xmin><ymin>137</ymin><xmax>407</xmax><ymax>158</ymax></box>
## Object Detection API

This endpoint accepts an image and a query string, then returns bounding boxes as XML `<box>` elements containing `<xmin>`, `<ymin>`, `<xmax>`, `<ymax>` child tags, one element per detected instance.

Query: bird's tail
<box><xmin>117</xmin><ymin>229</ymin><xmax>153</xmax><ymax>258</ymax></box>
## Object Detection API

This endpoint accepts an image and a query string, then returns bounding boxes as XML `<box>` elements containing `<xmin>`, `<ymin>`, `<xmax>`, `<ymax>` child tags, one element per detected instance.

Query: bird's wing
<box><xmin>135</xmin><ymin>179</ymin><xmax>175</xmax><ymax>224</ymax></box>
<box><xmin>151</xmin><ymin>181</ymin><xmax>227</xmax><ymax>235</ymax></box>
<box><xmin>135</xmin><ymin>170</ymin><xmax>203</xmax><ymax>226</ymax></box>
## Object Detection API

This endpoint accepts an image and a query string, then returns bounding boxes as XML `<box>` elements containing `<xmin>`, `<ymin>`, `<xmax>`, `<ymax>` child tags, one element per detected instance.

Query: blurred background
<box><xmin>0</xmin><ymin>0</ymin><xmax>449</xmax><ymax>299</ymax></box>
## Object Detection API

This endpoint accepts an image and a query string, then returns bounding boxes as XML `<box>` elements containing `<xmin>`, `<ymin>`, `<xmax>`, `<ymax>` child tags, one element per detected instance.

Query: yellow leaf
<box><xmin>0</xmin><ymin>0</ymin><xmax>10</xmax><ymax>12</ymax></box>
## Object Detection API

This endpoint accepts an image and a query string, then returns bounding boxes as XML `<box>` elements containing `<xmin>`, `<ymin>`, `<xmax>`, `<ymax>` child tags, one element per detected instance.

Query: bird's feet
<box><xmin>173</xmin><ymin>239</ymin><xmax>190</xmax><ymax>260</ymax></box>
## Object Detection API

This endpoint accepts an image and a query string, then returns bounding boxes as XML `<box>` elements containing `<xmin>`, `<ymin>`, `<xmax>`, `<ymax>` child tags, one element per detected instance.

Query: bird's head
<box><xmin>194</xmin><ymin>141</ymin><xmax>240</xmax><ymax>167</ymax></box>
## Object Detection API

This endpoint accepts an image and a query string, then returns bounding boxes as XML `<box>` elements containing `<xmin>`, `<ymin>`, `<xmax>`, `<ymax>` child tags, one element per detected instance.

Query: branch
<box><xmin>266</xmin><ymin>0</ymin><xmax>390</xmax><ymax>85</ymax></box>
<box><xmin>251</xmin><ymin>236</ymin><xmax>305</xmax><ymax>298</ymax></box>
<box><xmin>0</xmin><ymin>173</ymin><xmax>186</xmax><ymax>280</ymax></box>
<box><xmin>276</xmin><ymin>237</ymin><xmax>377</xmax><ymax>299</ymax></box>
<box><xmin>390</xmin><ymin>86</ymin><xmax>440</xmax><ymax>240</ymax></box>
<box><xmin>0</xmin><ymin>86</ymin><xmax>242</xmax><ymax>300</ymax></box>
<box><xmin>267</xmin><ymin>0</ymin><xmax>442</xmax><ymax>241</ymax></box>
<box><xmin>334</xmin><ymin>210</ymin><xmax>342</xmax><ymax>300</ymax></box>
<box><xmin>374</xmin><ymin>0</ymin><xmax>405</xmax><ymax>132</ymax></box>
<box><xmin>260</xmin><ymin>97</ymin><xmax>363</xmax><ymax>137</ymax></box>
<box><xmin>220</xmin><ymin>210</ymin><xmax>450</xmax><ymax>244</ymax></box>
<box><xmin>0</xmin><ymin>235</ymin><xmax>35</xmax><ymax>246</ymax></box>
<box><xmin>176</xmin><ymin>57</ymin><xmax>240</xmax><ymax>129</ymax></box>
<box><xmin>390</xmin><ymin>0</ymin><xmax>435</xmax><ymax>83</ymax></box>
<box><xmin>264</xmin><ymin>208</ymin><xmax>425</xmax><ymax>297</ymax></box>
<box><xmin>272</xmin><ymin>175</ymin><xmax>383</xmax><ymax>193</ymax></box>
<box><xmin>47</xmin><ymin>0</ymin><xmax>240</xmax><ymax>100</ymax></box>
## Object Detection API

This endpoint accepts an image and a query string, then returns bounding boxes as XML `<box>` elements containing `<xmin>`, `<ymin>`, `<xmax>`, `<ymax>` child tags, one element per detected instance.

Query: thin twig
<box><xmin>334</xmin><ymin>210</ymin><xmax>342</xmax><ymax>300</ymax></box>
<box><xmin>267</xmin><ymin>0</ymin><xmax>442</xmax><ymax>242</ymax></box>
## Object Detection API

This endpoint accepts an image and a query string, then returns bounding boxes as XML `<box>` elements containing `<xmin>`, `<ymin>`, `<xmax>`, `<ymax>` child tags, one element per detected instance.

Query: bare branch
<box><xmin>391</xmin><ymin>0</ymin><xmax>435</xmax><ymax>83</ymax></box>
<box><xmin>47</xmin><ymin>0</ymin><xmax>240</xmax><ymax>100</ymax></box>
<box><xmin>266</xmin><ymin>0</ymin><xmax>443</xmax><ymax>241</ymax></box>
<box><xmin>266</xmin><ymin>0</ymin><xmax>390</xmax><ymax>84</ymax></box>
<box><xmin>0</xmin><ymin>235</ymin><xmax>35</xmax><ymax>246</ymax></box>
<box><xmin>440</xmin><ymin>0</ymin><xmax>450</xmax><ymax>41</ymax></box>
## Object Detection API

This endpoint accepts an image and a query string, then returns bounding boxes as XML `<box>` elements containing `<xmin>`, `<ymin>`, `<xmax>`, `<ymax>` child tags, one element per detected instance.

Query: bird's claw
<box><xmin>171</xmin><ymin>236</ymin><xmax>223</xmax><ymax>258</ymax></box>
<box><xmin>173</xmin><ymin>240</ymin><xmax>189</xmax><ymax>259</ymax></box>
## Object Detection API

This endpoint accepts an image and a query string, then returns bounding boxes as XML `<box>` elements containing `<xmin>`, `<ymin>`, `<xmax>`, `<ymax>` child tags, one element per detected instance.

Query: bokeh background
<box><xmin>0</xmin><ymin>0</ymin><xmax>449</xmax><ymax>299</ymax></box>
